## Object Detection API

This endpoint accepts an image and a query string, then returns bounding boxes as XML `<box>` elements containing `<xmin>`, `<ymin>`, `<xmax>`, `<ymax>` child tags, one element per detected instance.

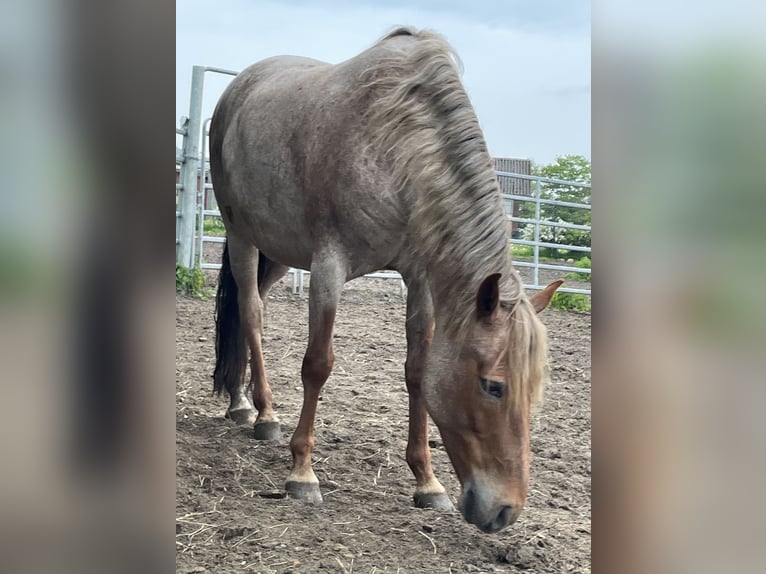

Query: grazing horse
<box><xmin>209</xmin><ymin>27</ymin><xmax>562</xmax><ymax>533</ymax></box>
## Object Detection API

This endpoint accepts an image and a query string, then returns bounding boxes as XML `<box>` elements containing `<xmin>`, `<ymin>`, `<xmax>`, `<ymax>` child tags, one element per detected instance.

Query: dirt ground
<box><xmin>176</xmin><ymin>272</ymin><xmax>591</xmax><ymax>573</ymax></box>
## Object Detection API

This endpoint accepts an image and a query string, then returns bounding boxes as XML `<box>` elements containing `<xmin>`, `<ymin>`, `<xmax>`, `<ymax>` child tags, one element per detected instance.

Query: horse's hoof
<box><xmin>226</xmin><ymin>408</ymin><xmax>256</xmax><ymax>426</ymax></box>
<box><xmin>252</xmin><ymin>421</ymin><xmax>282</xmax><ymax>441</ymax></box>
<box><xmin>414</xmin><ymin>491</ymin><xmax>454</xmax><ymax>511</ymax></box>
<box><xmin>285</xmin><ymin>480</ymin><xmax>323</xmax><ymax>503</ymax></box>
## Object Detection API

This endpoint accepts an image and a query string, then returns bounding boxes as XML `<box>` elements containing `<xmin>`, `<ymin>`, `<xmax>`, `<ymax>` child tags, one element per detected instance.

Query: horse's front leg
<box><xmin>403</xmin><ymin>276</ymin><xmax>454</xmax><ymax>510</ymax></box>
<box><xmin>285</xmin><ymin>253</ymin><xmax>346</xmax><ymax>503</ymax></box>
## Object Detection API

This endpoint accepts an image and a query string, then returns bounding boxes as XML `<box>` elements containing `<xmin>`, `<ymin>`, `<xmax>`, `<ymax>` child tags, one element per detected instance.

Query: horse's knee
<box><xmin>405</xmin><ymin>363</ymin><xmax>425</xmax><ymax>396</ymax></box>
<box><xmin>301</xmin><ymin>349</ymin><xmax>334</xmax><ymax>385</ymax></box>
<box><xmin>240</xmin><ymin>296</ymin><xmax>263</xmax><ymax>323</ymax></box>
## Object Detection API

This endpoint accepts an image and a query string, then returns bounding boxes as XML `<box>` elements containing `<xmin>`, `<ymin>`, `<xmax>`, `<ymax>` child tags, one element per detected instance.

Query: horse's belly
<box><xmin>226</xmin><ymin>193</ymin><xmax>404</xmax><ymax>277</ymax></box>
<box><xmin>250</xmin><ymin>212</ymin><xmax>402</xmax><ymax>277</ymax></box>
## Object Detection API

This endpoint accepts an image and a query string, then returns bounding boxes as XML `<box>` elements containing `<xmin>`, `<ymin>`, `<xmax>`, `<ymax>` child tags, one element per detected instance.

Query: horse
<box><xmin>209</xmin><ymin>26</ymin><xmax>562</xmax><ymax>534</ymax></box>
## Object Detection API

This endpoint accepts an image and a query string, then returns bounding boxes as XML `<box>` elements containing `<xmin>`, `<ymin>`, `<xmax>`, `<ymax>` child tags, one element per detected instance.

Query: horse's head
<box><xmin>425</xmin><ymin>275</ymin><xmax>562</xmax><ymax>533</ymax></box>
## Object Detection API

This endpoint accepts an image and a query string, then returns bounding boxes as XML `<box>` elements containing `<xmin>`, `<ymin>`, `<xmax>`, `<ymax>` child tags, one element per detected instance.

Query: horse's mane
<box><xmin>363</xmin><ymin>27</ymin><xmax>549</xmax><ymax>406</ymax></box>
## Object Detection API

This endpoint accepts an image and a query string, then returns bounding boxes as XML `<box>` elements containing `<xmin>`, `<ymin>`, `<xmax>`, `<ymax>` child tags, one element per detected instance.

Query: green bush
<box><xmin>176</xmin><ymin>264</ymin><xmax>208</xmax><ymax>298</ymax></box>
<box><xmin>565</xmin><ymin>256</ymin><xmax>592</xmax><ymax>282</ymax></box>
<box><xmin>511</xmin><ymin>244</ymin><xmax>570</xmax><ymax>262</ymax></box>
<box><xmin>550</xmin><ymin>292</ymin><xmax>591</xmax><ymax>312</ymax></box>
<box><xmin>511</xmin><ymin>244</ymin><xmax>534</xmax><ymax>258</ymax></box>
<box><xmin>203</xmin><ymin>217</ymin><xmax>226</xmax><ymax>236</ymax></box>
<box><xmin>540</xmin><ymin>246</ymin><xmax>580</xmax><ymax>260</ymax></box>
<box><xmin>512</xmin><ymin>243</ymin><xmax>590</xmax><ymax>263</ymax></box>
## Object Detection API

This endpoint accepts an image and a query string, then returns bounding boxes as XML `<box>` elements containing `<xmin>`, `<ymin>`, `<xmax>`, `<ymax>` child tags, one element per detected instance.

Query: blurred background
<box><xmin>0</xmin><ymin>1</ymin><xmax>764</xmax><ymax>573</ymax></box>
<box><xmin>593</xmin><ymin>1</ymin><xmax>766</xmax><ymax>573</ymax></box>
<box><xmin>0</xmin><ymin>1</ymin><xmax>175</xmax><ymax>572</ymax></box>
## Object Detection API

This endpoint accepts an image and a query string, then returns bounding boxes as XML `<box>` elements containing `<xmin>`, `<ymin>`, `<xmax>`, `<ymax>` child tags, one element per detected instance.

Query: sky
<box><xmin>176</xmin><ymin>0</ymin><xmax>590</xmax><ymax>165</ymax></box>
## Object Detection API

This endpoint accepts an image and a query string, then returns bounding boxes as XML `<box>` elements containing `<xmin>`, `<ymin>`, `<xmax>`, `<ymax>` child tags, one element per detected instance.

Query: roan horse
<box><xmin>209</xmin><ymin>27</ymin><xmax>562</xmax><ymax>533</ymax></box>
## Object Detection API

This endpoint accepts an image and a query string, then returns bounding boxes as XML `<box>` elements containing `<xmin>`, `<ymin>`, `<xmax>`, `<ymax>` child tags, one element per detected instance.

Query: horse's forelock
<box><xmin>504</xmin><ymin>295</ymin><xmax>550</xmax><ymax>410</ymax></box>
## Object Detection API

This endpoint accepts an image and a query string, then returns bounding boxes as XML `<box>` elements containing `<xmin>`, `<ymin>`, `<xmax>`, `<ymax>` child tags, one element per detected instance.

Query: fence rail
<box><xmin>176</xmin><ymin>65</ymin><xmax>591</xmax><ymax>298</ymax></box>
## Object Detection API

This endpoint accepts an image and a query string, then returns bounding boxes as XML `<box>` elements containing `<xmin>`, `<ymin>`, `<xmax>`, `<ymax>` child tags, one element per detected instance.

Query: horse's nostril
<box><xmin>459</xmin><ymin>486</ymin><xmax>477</xmax><ymax>522</ymax></box>
<box><xmin>461</xmin><ymin>486</ymin><xmax>520</xmax><ymax>533</ymax></box>
<box><xmin>493</xmin><ymin>504</ymin><xmax>516</xmax><ymax>531</ymax></box>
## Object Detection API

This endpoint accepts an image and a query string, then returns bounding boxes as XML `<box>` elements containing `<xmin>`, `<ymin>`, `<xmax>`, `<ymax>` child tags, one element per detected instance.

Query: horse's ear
<box><xmin>476</xmin><ymin>273</ymin><xmax>502</xmax><ymax>319</ymax></box>
<box><xmin>529</xmin><ymin>280</ymin><xmax>564</xmax><ymax>313</ymax></box>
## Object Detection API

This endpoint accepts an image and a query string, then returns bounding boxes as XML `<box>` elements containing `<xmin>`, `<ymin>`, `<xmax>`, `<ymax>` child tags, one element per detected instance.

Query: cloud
<box><xmin>278</xmin><ymin>0</ymin><xmax>590</xmax><ymax>33</ymax></box>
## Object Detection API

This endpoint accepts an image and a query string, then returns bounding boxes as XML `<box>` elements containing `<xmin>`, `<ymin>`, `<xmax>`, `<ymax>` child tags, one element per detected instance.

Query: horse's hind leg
<box><xmin>226</xmin><ymin>237</ymin><xmax>281</xmax><ymax>439</ymax></box>
<box><xmin>403</xmin><ymin>275</ymin><xmax>454</xmax><ymax>510</ymax></box>
<box><xmin>285</xmin><ymin>252</ymin><xmax>346</xmax><ymax>503</ymax></box>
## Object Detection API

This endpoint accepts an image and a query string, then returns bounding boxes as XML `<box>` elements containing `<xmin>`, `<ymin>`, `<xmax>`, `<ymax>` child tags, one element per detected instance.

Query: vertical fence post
<box><xmin>177</xmin><ymin>65</ymin><xmax>205</xmax><ymax>268</ymax></box>
<box><xmin>196</xmin><ymin>119</ymin><xmax>211</xmax><ymax>268</ymax></box>
<box><xmin>533</xmin><ymin>178</ymin><xmax>541</xmax><ymax>288</ymax></box>
<box><xmin>176</xmin><ymin>119</ymin><xmax>188</xmax><ymax>254</ymax></box>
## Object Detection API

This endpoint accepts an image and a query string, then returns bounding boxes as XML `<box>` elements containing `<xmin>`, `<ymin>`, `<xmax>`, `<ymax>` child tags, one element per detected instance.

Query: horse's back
<box><xmin>212</xmin><ymin>55</ymin><xmax>326</xmax><ymax>126</ymax></box>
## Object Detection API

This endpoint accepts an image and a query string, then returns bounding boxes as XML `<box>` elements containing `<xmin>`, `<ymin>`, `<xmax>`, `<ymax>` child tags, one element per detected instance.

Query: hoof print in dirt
<box><xmin>497</xmin><ymin>546</ymin><xmax>538</xmax><ymax>569</ymax></box>
<box><xmin>226</xmin><ymin>408</ymin><xmax>256</xmax><ymax>426</ymax></box>
<box><xmin>252</xmin><ymin>421</ymin><xmax>282</xmax><ymax>440</ymax></box>
<box><xmin>285</xmin><ymin>481</ymin><xmax>323</xmax><ymax>503</ymax></box>
<box><xmin>413</xmin><ymin>491</ymin><xmax>454</xmax><ymax>511</ymax></box>
<box><xmin>257</xmin><ymin>491</ymin><xmax>287</xmax><ymax>500</ymax></box>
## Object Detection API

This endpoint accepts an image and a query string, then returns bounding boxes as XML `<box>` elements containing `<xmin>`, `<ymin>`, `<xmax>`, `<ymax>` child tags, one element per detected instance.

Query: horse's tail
<box><xmin>213</xmin><ymin>241</ymin><xmax>246</xmax><ymax>396</ymax></box>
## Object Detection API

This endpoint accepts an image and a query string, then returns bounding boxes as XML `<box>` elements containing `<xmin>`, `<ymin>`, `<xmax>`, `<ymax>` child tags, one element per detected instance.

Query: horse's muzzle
<box><xmin>458</xmin><ymin>479</ymin><xmax>521</xmax><ymax>533</ymax></box>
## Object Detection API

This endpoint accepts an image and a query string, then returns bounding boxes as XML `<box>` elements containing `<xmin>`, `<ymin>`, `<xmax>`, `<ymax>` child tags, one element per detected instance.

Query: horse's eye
<box><xmin>479</xmin><ymin>377</ymin><xmax>505</xmax><ymax>399</ymax></box>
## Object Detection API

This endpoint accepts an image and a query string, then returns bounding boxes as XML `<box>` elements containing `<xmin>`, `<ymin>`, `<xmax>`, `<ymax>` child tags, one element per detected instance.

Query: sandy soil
<box><xmin>176</xmin><ymin>273</ymin><xmax>590</xmax><ymax>573</ymax></box>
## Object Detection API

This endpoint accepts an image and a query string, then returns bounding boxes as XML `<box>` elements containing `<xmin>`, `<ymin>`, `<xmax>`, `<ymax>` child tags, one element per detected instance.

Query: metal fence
<box><xmin>176</xmin><ymin>66</ymin><xmax>238</xmax><ymax>269</ymax></box>
<box><xmin>496</xmin><ymin>171</ymin><xmax>591</xmax><ymax>295</ymax></box>
<box><xmin>176</xmin><ymin>66</ymin><xmax>591</xmax><ymax>296</ymax></box>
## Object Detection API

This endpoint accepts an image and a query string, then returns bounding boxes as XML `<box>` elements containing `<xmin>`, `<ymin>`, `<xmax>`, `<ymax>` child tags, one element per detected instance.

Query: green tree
<box><xmin>519</xmin><ymin>155</ymin><xmax>591</xmax><ymax>256</ymax></box>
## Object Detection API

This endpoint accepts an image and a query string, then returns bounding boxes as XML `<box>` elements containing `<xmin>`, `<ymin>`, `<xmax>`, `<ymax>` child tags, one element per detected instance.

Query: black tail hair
<box><xmin>213</xmin><ymin>242</ymin><xmax>246</xmax><ymax>396</ymax></box>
